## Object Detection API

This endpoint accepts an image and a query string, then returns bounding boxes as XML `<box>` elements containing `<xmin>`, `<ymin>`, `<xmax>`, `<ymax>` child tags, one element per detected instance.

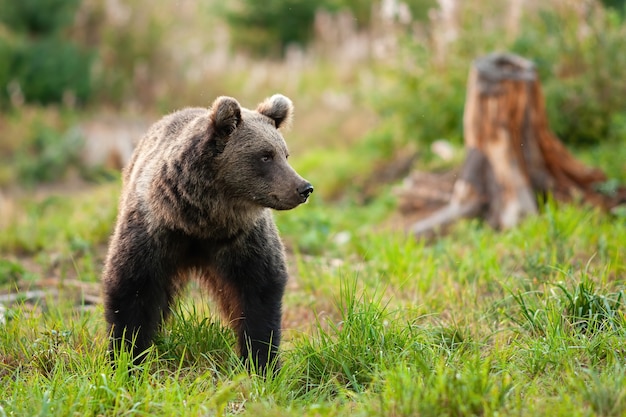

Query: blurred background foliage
<box><xmin>371</xmin><ymin>0</ymin><xmax>626</xmax><ymax>150</ymax></box>
<box><xmin>224</xmin><ymin>0</ymin><xmax>437</xmax><ymax>56</ymax></box>
<box><xmin>0</xmin><ymin>0</ymin><xmax>624</xmax><ymax>189</ymax></box>
<box><xmin>0</xmin><ymin>0</ymin><xmax>92</xmax><ymax>105</ymax></box>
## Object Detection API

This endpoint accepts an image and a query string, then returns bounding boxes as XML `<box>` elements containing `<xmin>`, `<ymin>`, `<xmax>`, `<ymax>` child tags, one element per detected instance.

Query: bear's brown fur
<box><xmin>102</xmin><ymin>94</ymin><xmax>313</xmax><ymax>373</ymax></box>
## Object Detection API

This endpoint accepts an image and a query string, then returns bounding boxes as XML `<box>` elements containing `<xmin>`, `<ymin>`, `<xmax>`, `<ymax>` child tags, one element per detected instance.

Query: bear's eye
<box><xmin>261</xmin><ymin>153</ymin><xmax>274</xmax><ymax>163</ymax></box>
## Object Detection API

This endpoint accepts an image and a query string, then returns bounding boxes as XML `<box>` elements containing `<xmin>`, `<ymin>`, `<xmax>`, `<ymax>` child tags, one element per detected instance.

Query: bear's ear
<box><xmin>256</xmin><ymin>94</ymin><xmax>294</xmax><ymax>130</ymax></box>
<box><xmin>209</xmin><ymin>96</ymin><xmax>242</xmax><ymax>138</ymax></box>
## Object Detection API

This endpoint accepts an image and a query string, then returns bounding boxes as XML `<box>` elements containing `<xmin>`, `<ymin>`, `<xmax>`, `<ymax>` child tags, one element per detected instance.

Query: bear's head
<box><xmin>208</xmin><ymin>94</ymin><xmax>313</xmax><ymax>211</ymax></box>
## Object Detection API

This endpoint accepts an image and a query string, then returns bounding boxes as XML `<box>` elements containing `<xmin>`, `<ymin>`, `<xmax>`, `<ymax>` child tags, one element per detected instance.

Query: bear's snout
<box><xmin>298</xmin><ymin>182</ymin><xmax>314</xmax><ymax>202</ymax></box>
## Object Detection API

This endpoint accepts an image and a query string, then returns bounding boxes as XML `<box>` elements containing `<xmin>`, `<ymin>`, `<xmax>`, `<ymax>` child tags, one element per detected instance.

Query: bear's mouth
<box><xmin>265</xmin><ymin>193</ymin><xmax>306</xmax><ymax>211</ymax></box>
<box><xmin>298</xmin><ymin>193</ymin><xmax>310</xmax><ymax>204</ymax></box>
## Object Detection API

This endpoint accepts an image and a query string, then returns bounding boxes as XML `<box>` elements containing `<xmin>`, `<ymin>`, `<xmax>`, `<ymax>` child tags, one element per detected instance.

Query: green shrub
<box><xmin>0</xmin><ymin>0</ymin><xmax>93</xmax><ymax>105</ymax></box>
<box><xmin>11</xmin><ymin>38</ymin><xmax>93</xmax><ymax>105</ymax></box>
<box><xmin>0</xmin><ymin>0</ymin><xmax>80</xmax><ymax>35</ymax></box>
<box><xmin>600</xmin><ymin>0</ymin><xmax>626</xmax><ymax>14</ymax></box>
<box><xmin>223</xmin><ymin>0</ymin><xmax>436</xmax><ymax>58</ymax></box>
<box><xmin>324</xmin><ymin>0</ymin><xmax>434</xmax><ymax>29</ymax></box>
<box><xmin>0</xmin><ymin>37</ymin><xmax>13</xmax><ymax>102</ymax></box>
<box><xmin>225</xmin><ymin>0</ymin><xmax>320</xmax><ymax>57</ymax></box>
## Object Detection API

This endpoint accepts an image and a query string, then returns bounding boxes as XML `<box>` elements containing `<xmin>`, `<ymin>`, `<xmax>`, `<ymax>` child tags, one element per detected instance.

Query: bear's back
<box><xmin>124</xmin><ymin>108</ymin><xmax>207</xmax><ymax>180</ymax></box>
<box><xmin>143</xmin><ymin>107</ymin><xmax>207</xmax><ymax>148</ymax></box>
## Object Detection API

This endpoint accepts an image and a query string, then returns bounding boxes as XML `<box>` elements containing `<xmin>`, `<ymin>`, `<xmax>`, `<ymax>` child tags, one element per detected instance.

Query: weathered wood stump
<box><xmin>410</xmin><ymin>52</ymin><xmax>612</xmax><ymax>237</ymax></box>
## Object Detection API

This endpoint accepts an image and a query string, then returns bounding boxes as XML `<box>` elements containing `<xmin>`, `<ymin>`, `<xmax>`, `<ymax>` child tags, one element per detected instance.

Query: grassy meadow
<box><xmin>1</xmin><ymin>0</ymin><xmax>626</xmax><ymax>416</ymax></box>
<box><xmin>1</xmin><ymin>168</ymin><xmax>625</xmax><ymax>416</ymax></box>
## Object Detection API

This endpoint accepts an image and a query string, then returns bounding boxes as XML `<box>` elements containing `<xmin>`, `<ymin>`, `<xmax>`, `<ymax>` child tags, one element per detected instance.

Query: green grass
<box><xmin>0</xmin><ymin>183</ymin><xmax>119</xmax><ymax>255</ymax></box>
<box><xmin>0</xmin><ymin>176</ymin><xmax>624</xmax><ymax>416</ymax></box>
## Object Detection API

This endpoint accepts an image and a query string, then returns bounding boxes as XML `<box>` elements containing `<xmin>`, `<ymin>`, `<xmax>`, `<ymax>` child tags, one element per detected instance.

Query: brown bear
<box><xmin>102</xmin><ymin>94</ymin><xmax>313</xmax><ymax>373</ymax></box>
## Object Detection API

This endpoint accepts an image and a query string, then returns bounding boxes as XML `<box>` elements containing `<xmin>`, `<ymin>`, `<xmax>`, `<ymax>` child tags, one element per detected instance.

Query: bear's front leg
<box><xmin>212</xmin><ymin>224</ymin><xmax>288</xmax><ymax>374</ymax></box>
<box><xmin>238</xmin><ymin>279</ymin><xmax>285</xmax><ymax>374</ymax></box>
<box><xmin>103</xmin><ymin>218</ymin><xmax>179</xmax><ymax>364</ymax></box>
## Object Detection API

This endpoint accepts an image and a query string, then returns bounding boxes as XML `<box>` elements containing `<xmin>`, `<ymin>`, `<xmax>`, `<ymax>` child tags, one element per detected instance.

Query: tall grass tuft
<box><xmin>557</xmin><ymin>277</ymin><xmax>625</xmax><ymax>336</ymax></box>
<box><xmin>290</xmin><ymin>279</ymin><xmax>409</xmax><ymax>394</ymax></box>
<box><xmin>510</xmin><ymin>274</ymin><xmax>625</xmax><ymax>338</ymax></box>
<box><xmin>155</xmin><ymin>299</ymin><xmax>239</xmax><ymax>375</ymax></box>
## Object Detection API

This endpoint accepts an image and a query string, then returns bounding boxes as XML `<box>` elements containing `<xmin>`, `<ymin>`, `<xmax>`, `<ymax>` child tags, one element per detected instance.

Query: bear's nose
<box><xmin>298</xmin><ymin>183</ymin><xmax>314</xmax><ymax>201</ymax></box>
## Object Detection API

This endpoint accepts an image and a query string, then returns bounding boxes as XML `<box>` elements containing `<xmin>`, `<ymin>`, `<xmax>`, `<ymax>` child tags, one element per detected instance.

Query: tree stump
<box><xmin>410</xmin><ymin>52</ymin><xmax>612</xmax><ymax>237</ymax></box>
